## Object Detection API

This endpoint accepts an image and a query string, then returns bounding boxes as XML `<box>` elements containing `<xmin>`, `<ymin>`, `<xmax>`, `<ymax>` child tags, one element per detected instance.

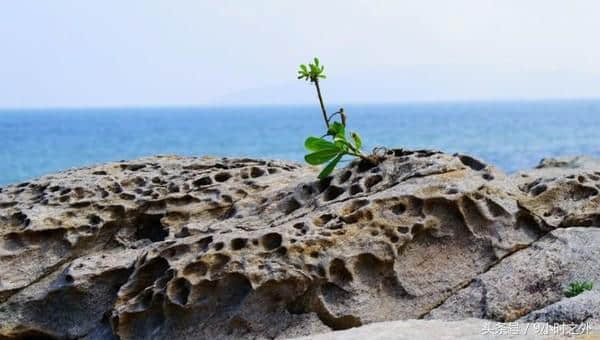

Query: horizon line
<box><xmin>1</xmin><ymin>96</ymin><xmax>600</xmax><ymax>112</ymax></box>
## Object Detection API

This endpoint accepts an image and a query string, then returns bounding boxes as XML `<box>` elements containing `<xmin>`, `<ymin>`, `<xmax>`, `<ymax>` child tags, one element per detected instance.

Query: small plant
<box><xmin>564</xmin><ymin>280</ymin><xmax>593</xmax><ymax>298</ymax></box>
<box><xmin>298</xmin><ymin>57</ymin><xmax>373</xmax><ymax>179</ymax></box>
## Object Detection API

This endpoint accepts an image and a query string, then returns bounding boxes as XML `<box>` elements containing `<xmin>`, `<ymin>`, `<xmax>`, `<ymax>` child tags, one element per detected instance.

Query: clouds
<box><xmin>0</xmin><ymin>1</ymin><xmax>598</xmax><ymax>108</ymax></box>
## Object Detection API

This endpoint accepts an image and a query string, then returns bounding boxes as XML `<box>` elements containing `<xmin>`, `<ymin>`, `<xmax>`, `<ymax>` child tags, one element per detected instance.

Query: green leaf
<box><xmin>351</xmin><ymin>132</ymin><xmax>362</xmax><ymax>149</ymax></box>
<box><xmin>318</xmin><ymin>154</ymin><xmax>343</xmax><ymax>179</ymax></box>
<box><xmin>300</xmin><ymin>64</ymin><xmax>307</xmax><ymax>72</ymax></box>
<box><xmin>305</xmin><ymin>137</ymin><xmax>337</xmax><ymax>152</ymax></box>
<box><xmin>305</xmin><ymin>149</ymin><xmax>340</xmax><ymax>165</ymax></box>
<box><xmin>327</xmin><ymin>121</ymin><xmax>346</xmax><ymax>138</ymax></box>
<box><xmin>334</xmin><ymin>138</ymin><xmax>353</xmax><ymax>151</ymax></box>
<box><xmin>314</xmin><ymin>57</ymin><xmax>320</xmax><ymax>66</ymax></box>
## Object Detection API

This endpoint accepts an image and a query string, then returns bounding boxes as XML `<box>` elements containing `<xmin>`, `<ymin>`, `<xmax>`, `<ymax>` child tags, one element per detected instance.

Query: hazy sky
<box><xmin>1</xmin><ymin>1</ymin><xmax>599</xmax><ymax>108</ymax></box>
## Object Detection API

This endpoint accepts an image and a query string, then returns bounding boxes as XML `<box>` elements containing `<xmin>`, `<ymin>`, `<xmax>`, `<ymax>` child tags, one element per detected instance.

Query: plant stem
<box><xmin>314</xmin><ymin>79</ymin><xmax>329</xmax><ymax>128</ymax></box>
<box><xmin>349</xmin><ymin>150</ymin><xmax>373</xmax><ymax>163</ymax></box>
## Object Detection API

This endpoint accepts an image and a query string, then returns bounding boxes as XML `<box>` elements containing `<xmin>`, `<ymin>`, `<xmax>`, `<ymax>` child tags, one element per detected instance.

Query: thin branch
<box><xmin>313</xmin><ymin>79</ymin><xmax>329</xmax><ymax>128</ymax></box>
<box><xmin>327</xmin><ymin>111</ymin><xmax>342</xmax><ymax>121</ymax></box>
<box><xmin>327</xmin><ymin>108</ymin><xmax>346</xmax><ymax>126</ymax></box>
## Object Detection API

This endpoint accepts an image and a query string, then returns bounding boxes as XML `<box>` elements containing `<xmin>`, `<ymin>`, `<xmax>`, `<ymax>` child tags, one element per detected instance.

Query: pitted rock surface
<box><xmin>513</xmin><ymin>156</ymin><xmax>600</xmax><ymax>227</ymax></box>
<box><xmin>0</xmin><ymin>151</ymin><xmax>598</xmax><ymax>339</ymax></box>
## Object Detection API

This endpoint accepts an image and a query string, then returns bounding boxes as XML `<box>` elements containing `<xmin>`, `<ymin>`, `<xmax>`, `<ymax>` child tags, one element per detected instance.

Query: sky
<box><xmin>1</xmin><ymin>1</ymin><xmax>599</xmax><ymax>108</ymax></box>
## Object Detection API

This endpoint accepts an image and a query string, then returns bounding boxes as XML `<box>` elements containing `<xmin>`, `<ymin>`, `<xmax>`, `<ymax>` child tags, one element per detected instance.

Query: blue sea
<box><xmin>2</xmin><ymin>100</ymin><xmax>600</xmax><ymax>186</ymax></box>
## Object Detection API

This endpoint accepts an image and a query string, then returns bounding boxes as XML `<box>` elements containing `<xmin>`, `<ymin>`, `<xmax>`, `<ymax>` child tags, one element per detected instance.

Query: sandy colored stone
<box><xmin>513</xmin><ymin>156</ymin><xmax>600</xmax><ymax>228</ymax></box>
<box><xmin>293</xmin><ymin>318</ymin><xmax>593</xmax><ymax>340</ymax></box>
<box><xmin>0</xmin><ymin>151</ymin><xmax>598</xmax><ymax>339</ymax></box>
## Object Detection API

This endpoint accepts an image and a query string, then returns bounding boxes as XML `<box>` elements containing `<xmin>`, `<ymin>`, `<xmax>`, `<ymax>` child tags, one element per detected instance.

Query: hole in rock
<box><xmin>120</xmin><ymin>257</ymin><xmax>170</xmax><ymax>300</ymax></box>
<box><xmin>120</xmin><ymin>193</ymin><xmax>136</xmax><ymax>200</ymax></box>
<box><xmin>175</xmin><ymin>227</ymin><xmax>190</xmax><ymax>238</ymax></box>
<box><xmin>339</xmin><ymin>171</ymin><xmax>352</xmax><ymax>184</ymax></box>
<box><xmin>122</xmin><ymin>163</ymin><xmax>146</xmax><ymax>171</ymax></box>
<box><xmin>458</xmin><ymin>155</ymin><xmax>486</xmax><ymax>171</ymax></box>
<box><xmin>349</xmin><ymin>184</ymin><xmax>363</xmax><ymax>195</ymax></box>
<box><xmin>231</xmin><ymin>238</ymin><xmax>248</xmax><ymax>250</ymax></box>
<box><xmin>193</xmin><ymin>176</ymin><xmax>212</xmax><ymax>187</ymax></box>
<box><xmin>397</xmin><ymin>226</ymin><xmax>410</xmax><ymax>233</ymax></box>
<box><xmin>482</xmin><ymin>173</ymin><xmax>494</xmax><ymax>181</ymax></box>
<box><xmin>412</xmin><ymin>223</ymin><xmax>424</xmax><ymax>235</ymax></box>
<box><xmin>222</xmin><ymin>206</ymin><xmax>237</xmax><ymax>219</ymax></box>
<box><xmin>210</xmin><ymin>253</ymin><xmax>231</xmax><ymax>271</ymax></box>
<box><xmin>282</xmin><ymin>197</ymin><xmax>302</xmax><ymax>214</ymax></box>
<box><xmin>261</xmin><ymin>233</ymin><xmax>282</xmax><ymax>250</ymax></box>
<box><xmin>341</xmin><ymin>211</ymin><xmax>362</xmax><ymax>224</ymax></box>
<box><xmin>364</xmin><ymin>175</ymin><xmax>383</xmax><ymax>189</ymax></box>
<box><xmin>323</xmin><ymin>186</ymin><xmax>345</xmax><ymax>201</ymax></box>
<box><xmin>315</xmin><ymin>214</ymin><xmax>335</xmax><ymax>226</ymax></box>
<box><xmin>196</xmin><ymin>236</ymin><xmax>213</xmax><ymax>251</ymax></box>
<box><xmin>572</xmin><ymin>185</ymin><xmax>599</xmax><ymax>201</ymax></box>
<box><xmin>318</xmin><ymin>177</ymin><xmax>333</xmax><ymax>192</ymax></box>
<box><xmin>11</xmin><ymin>212</ymin><xmax>30</xmax><ymax>227</ymax></box>
<box><xmin>391</xmin><ymin>203</ymin><xmax>406</xmax><ymax>215</ymax></box>
<box><xmin>135</xmin><ymin>214</ymin><xmax>168</xmax><ymax>242</ymax></box>
<box><xmin>87</xmin><ymin>214</ymin><xmax>102</xmax><ymax>225</ymax></box>
<box><xmin>71</xmin><ymin>201</ymin><xmax>93</xmax><ymax>209</ymax></box>
<box><xmin>329</xmin><ymin>258</ymin><xmax>353</xmax><ymax>284</ymax></box>
<box><xmin>214</xmin><ymin>172</ymin><xmax>232</xmax><ymax>182</ymax></box>
<box><xmin>184</xmin><ymin>261</ymin><xmax>208</xmax><ymax>276</ymax></box>
<box><xmin>250</xmin><ymin>167</ymin><xmax>266</xmax><ymax>177</ymax></box>
<box><xmin>298</xmin><ymin>184</ymin><xmax>314</xmax><ymax>198</ymax></box>
<box><xmin>357</xmin><ymin>159</ymin><xmax>377</xmax><ymax>172</ymax></box>
<box><xmin>170</xmin><ymin>278</ymin><xmax>191</xmax><ymax>306</ymax></box>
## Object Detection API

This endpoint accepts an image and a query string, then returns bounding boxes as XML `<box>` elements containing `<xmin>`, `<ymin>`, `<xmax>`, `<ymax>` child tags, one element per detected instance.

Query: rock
<box><xmin>520</xmin><ymin>290</ymin><xmax>600</xmax><ymax>326</ymax></box>
<box><xmin>426</xmin><ymin>227</ymin><xmax>600</xmax><ymax>322</ymax></box>
<box><xmin>513</xmin><ymin>156</ymin><xmax>600</xmax><ymax>227</ymax></box>
<box><xmin>292</xmin><ymin>318</ymin><xmax>593</xmax><ymax>340</ymax></box>
<box><xmin>535</xmin><ymin>156</ymin><xmax>600</xmax><ymax>171</ymax></box>
<box><xmin>0</xmin><ymin>150</ymin><xmax>598</xmax><ymax>339</ymax></box>
<box><xmin>0</xmin><ymin>155</ymin><xmax>309</xmax><ymax>339</ymax></box>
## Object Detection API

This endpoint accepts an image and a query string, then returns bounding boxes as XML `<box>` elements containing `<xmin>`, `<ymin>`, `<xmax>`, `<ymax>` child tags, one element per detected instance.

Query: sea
<box><xmin>1</xmin><ymin>99</ymin><xmax>600</xmax><ymax>186</ymax></box>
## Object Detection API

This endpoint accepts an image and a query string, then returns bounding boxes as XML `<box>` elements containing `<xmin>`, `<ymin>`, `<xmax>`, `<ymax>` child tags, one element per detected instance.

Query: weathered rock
<box><xmin>0</xmin><ymin>151</ymin><xmax>598</xmax><ymax>339</ymax></box>
<box><xmin>293</xmin><ymin>318</ymin><xmax>595</xmax><ymax>340</ymax></box>
<box><xmin>426</xmin><ymin>227</ymin><xmax>600</xmax><ymax>322</ymax></box>
<box><xmin>513</xmin><ymin>156</ymin><xmax>600</xmax><ymax>228</ymax></box>
<box><xmin>520</xmin><ymin>290</ymin><xmax>600</xmax><ymax>326</ymax></box>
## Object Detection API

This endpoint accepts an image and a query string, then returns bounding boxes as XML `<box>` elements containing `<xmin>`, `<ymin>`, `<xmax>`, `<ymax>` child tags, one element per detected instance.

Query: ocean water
<box><xmin>1</xmin><ymin>100</ymin><xmax>600</xmax><ymax>186</ymax></box>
